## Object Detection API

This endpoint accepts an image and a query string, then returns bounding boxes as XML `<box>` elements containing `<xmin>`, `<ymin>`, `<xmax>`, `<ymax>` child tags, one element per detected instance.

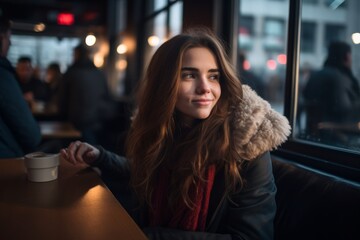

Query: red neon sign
<box><xmin>57</xmin><ymin>13</ymin><xmax>74</xmax><ymax>25</ymax></box>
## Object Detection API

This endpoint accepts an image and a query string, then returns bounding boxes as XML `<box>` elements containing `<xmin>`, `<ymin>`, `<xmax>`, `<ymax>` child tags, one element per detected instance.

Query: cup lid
<box><xmin>24</xmin><ymin>152</ymin><xmax>60</xmax><ymax>169</ymax></box>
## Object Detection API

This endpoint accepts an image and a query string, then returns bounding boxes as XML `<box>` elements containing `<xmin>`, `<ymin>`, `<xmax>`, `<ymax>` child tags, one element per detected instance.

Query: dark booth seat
<box><xmin>271</xmin><ymin>155</ymin><xmax>360</xmax><ymax>240</ymax></box>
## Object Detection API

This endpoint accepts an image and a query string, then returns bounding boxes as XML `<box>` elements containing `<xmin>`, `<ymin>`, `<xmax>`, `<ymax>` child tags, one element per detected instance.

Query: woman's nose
<box><xmin>195</xmin><ymin>76</ymin><xmax>211</xmax><ymax>94</ymax></box>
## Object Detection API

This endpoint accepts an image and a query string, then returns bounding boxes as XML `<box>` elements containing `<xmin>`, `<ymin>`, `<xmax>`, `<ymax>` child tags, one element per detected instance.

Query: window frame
<box><xmin>278</xmin><ymin>0</ymin><xmax>360</xmax><ymax>182</ymax></box>
<box><xmin>139</xmin><ymin>0</ymin><xmax>360</xmax><ymax>182</ymax></box>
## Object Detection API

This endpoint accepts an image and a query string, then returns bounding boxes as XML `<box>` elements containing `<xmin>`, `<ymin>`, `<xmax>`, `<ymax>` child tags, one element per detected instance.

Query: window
<box><xmin>283</xmin><ymin>0</ymin><xmax>360</xmax><ymax>181</ymax></box>
<box><xmin>146</xmin><ymin>0</ymin><xmax>176</xmax><ymax>15</ymax></box>
<box><xmin>295</xmin><ymin>0</ymin><xmax>360</xmax><ymax>153</ymax></box>
<box><xmin>238</xmin><ymin>16</ymin><xmax>255</xmax><ymax>50</ymax></box>
<box><xmin>324</xmin><ymin>0</ymin><xmax>347</xmax><ymax>9</ymax></box>
<box><xmin>142</xmin><ymin>0</ymin><xmax>183</xmax><ymax>76</ymax></box>
<box><xmin>8</xmin><ymin>35</ymin><xmax>79</xmax><ymax>77</ymax></box>
<box><xmin>300</xmin><ymin>22</ymin><xmax>316</xmax><ymax>53</ymax></box>
<box><xmin>325</xmin><ymin>24</ymin><xmax>346</xmax><ymax>49</ymax></box>
<box><xmin>263</xmin><ymin>18</ymin><xmax>286</xmax><ymax>51</ymax></box>
<box><xmin>239</xmin><ymin>0</ymin><xmax>289</xmax><ymax>114</ymax></box>
<box><xmin>303</xmin><ymin>0</ymin><xmax>318</xmax><ymax>4</ymax></box>
<box><xmin>238</xmin><ymin>0</ymin><xmax>359</xmax><ymax>181</ymax></box>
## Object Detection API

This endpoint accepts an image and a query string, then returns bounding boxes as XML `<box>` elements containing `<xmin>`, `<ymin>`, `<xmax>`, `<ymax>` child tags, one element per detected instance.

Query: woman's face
<box><xmin>175</xmin><ymin>47</ymin><xmax>221</xmax><ymax>125</ymax></box>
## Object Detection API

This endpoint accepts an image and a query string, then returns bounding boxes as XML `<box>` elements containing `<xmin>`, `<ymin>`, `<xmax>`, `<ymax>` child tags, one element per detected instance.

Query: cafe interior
<box><xmin>1</xmin><ymin>0</ymin><xmax>359</xmax><ymax>239</ymax></box>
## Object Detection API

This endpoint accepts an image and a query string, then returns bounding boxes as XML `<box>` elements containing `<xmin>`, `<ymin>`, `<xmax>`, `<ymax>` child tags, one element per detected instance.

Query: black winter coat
<box><xmin>91</xmin><ymin>85</ymin><xmax>291</xmax><ymax>239</ymax></box>
<box><xmin>0</xmin><ymin>57</ymin><xmax>41</xmax><ymax>157</ymax></box>
<box><xmin>94</xmin><ymin>149</ymin><xmax>276</xmax><ymax>240</ymax></box>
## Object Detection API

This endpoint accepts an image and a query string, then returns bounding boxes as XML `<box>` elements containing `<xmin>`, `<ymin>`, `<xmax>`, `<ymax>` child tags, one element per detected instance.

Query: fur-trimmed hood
<box><xmin>232</xmin><ymin>85</ymin><xmax>291</xmax><ymax>160</ymax></box>
<box><xmin>130</xmin><ymin>84</ymin><xmax>291</xmax><ymax>161</ymax></box>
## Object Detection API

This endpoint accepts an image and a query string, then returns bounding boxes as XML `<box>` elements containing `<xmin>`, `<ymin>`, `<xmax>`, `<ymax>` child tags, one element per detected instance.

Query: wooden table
<box><xmin>0</xmin><ymin>158</ymin><xmax>148</xmax><ymax>240</ymax></box>
<box><xmin>32</xmin><ymin>104</ymin><xmax>61</xmax><ymax>121</ymax></box>
<box><xmin>39</xmin><ymin>121</ymin><xmax>82</xmax><ymax>139</ymax></box>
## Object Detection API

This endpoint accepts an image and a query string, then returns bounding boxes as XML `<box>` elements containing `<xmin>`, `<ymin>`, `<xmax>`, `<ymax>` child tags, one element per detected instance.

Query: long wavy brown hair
<box><xmin>126</xmin><ymin>28</ymin><xmax>244</xmax><ymax>210</ymax></box>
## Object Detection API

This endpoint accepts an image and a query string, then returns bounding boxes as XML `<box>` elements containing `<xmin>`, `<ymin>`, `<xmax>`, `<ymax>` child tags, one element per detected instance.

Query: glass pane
<box><xmin>146</xmin><ymin>0</ymin><xmax>168</xmax><ymax>15</ymax></box>
<box><xmin>324</xmin><ymin>0</ymin><xmax>347</xmax><ymax>9</ymax></box>
<box><xmin>144</xmin><ymin>11</ymin><xmax>167</xmax><ymax>73</ymax></box>
<box><xmin>303</xmin><ymin>0</ymin><xmax>319</xmax><ymax>4</ymax></box>
<box><xmin>169</xmin><ymin>1</ymin><xmax>183</xmax><ymax>37</ymax></box>
<box><xmin>143</xmin><ymin>2</ymin><xmax>182</xmax><ymax>75</ymax></box>
<box><xmin>296</xmin><ymin>0</ymin><xmax>360</xmax><ymax>151</ymax></box>
<box><xmin>146</xmin><ymin>0</ymin><xmax>181</xmax><ymax>15</ymax></box>
<box><xmin>239</xmin><ymin>0</ymin><xmax>290</xmax><ymax>113</ymax></box>
<box><xmin>8</xmin><ymin>35</ymin><xmax>80</xmax><ymax>76</ymax></box>
<box><xmin>301</xmin><ymin>22</ymin><xmax>316</xmax><ymax>53</ymax></box>
<box><xmin>239</xmin><ymin>16</ymin><xmax>255</xmax><ymax>50</ymax></box>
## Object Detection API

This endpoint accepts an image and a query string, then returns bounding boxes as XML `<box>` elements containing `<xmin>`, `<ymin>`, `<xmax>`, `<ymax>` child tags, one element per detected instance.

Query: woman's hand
<box><xmin>60</xmin><ymin>141</ymin><xmax>100</xmax><ymax>165</ymax></box>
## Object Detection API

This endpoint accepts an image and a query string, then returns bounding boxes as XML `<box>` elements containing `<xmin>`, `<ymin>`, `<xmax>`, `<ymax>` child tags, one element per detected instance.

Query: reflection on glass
<box><xmin>143</xmin><ymin>2</ymin><xmax>183</xmax><ymax>74</ymax></box>
<box><xmin>239</xmin><ymin>0</ymin><xmax>289</xmax><ymax>113</ymax></box>
<box><xmin>8</xmin><ymin>35</ymin><xmax>79</xmax><ymax>73</ymax></box>
<box><xmin>169</xmin><ymin>1</ymin><xmax>183</xmax><ymax>37</ymax></box>
<box><xmin>146</xmin><ymin>0</ymin><xmax>167</xmax><ymax>15</ymax></box>
<box><xmin>144</xmin><ymin>11</ymin><xmax>167</xmax><ymax>71</ymax></box>
<box><xmin>301</xmin><ymin>22</ymin><xmax>316</xmax><ymax>53</ymax></box>
<box><xmin>296</xmin><ymin>0</ymin><xmax>360</xmax><ymax>151</ymax></box>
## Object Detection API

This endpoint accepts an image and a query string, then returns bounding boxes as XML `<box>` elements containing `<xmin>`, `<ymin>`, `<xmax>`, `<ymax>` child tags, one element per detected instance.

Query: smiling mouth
<box><xmin>192</xmin><ymin>99</ymin><xmax>213</xmax><ymax>106</ymax></box>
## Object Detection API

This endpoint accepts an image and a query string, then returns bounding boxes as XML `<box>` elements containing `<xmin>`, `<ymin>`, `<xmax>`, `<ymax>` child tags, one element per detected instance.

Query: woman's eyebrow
<box><xmin>181</xmin><ymin>67</ymin><xmax>198</xmax><ymax>71</ymax></box>
<box><xmin>181</xmin><ymin>67</ymin><xmax>219</xmax><ymax>73</ymax></box>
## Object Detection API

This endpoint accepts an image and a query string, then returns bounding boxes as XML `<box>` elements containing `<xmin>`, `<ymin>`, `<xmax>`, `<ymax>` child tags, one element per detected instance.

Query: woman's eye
<box><xmin>181</xmin><ymin>72</ymin><xmax>195</xmax><ymax>79</ymax></box>
<box><xmin>209</xmin><ymin>74</ymin><xmax>220</xmax><ymax>81</ymax></box>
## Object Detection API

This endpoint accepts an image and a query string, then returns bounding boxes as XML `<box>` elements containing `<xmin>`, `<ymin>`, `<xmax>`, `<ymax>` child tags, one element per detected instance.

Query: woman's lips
<box><xmin>192</xmin><ymin>99</ymin><xmax>213</xmax><ymax>106</ymax></box>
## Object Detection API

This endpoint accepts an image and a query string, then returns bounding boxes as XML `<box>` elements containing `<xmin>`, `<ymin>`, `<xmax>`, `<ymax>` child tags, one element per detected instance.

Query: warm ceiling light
<box><xmin>116</xmin><ymin>59</ymin><xmax>128</xmax><ymax>70</ymax></box>
<box><xmin>85</xmin><ymin>34</ymin><xmax>96</xmax><ymax>46</ymax></box>
<box><xmin>94</xmin><ymin>53</ymin><xmax>104</xmax><ymax>68</ymax></box>
<box><xmin>147</xmin><ymin>35</ymin><xmax>160</xmax><ymax>47</ymax></box>
<box><xmin>117</xmin><ymin>44</ymin><xmax>127</xmax><ymax>54</ymax></box>
<box><xmin>34</xmin><ymin>23</ymin><xmax>46</xmax><ymax>32</ymax></box>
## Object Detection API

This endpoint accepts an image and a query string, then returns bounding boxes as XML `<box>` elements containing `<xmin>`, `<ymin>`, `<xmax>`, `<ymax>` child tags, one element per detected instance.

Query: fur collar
<box><xmin>130</xmin><ymin>85</ymin><xmax>291</xmax><ymax>161</ymax></box>
<box><xmin>232</xmin><ymin>85</ymin><xmax>291</xmax><ymax>160</ymax></box>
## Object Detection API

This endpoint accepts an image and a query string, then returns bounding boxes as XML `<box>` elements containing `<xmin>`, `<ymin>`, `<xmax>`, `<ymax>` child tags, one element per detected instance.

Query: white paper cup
<box><xmin>24</xmin><ymin>152</ymin><xmax>60</xmax><ymax>182</ymax></box>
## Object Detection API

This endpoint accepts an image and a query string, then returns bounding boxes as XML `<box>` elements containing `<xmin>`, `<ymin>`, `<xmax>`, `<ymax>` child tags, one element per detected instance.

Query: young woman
<box><xmin>61</xmin><ymin>28</ymin><xmax>290</xmax><ymax>239</ymax></box>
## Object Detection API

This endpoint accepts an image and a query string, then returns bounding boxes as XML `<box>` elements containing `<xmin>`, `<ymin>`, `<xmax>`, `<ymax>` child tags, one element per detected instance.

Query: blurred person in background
<box><xmin>58</xmin><ymin>44</ymin><xmax>115</xmax><ymax>145</ymax></box>
<box><xmin>43</xmin><ymin>62</ymin><xmax>62</xmax><ymax>113</ymax></box>
<box><xmin>303</xmin><ymin>41</ymin><xmax>360</xmax><ymax>146</ymax></box>
<box><xmin>0</xmin><ymin>16</ymin><xmax>41</xmax><ymax>157</ymax></box>
<box><xmin>16</xmin><ymin>56</ymin><xmax>50</xmax><ymax>108</ymax></box>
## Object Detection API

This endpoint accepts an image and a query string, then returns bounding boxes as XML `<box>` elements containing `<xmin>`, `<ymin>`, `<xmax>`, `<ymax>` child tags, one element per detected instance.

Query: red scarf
<box><xmin>150</xmin><ymin>165</ymin><xmax>216</xmax><ymax>231</ymax></box>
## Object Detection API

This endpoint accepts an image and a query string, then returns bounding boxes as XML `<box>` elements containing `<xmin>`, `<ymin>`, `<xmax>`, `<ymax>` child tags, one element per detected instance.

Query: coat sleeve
<box><xmin>222</xmin><ymin>151</ymin><xmax>277</xmax><ymax>240</ymax></box>
<box><xmin>90</xmin><ymin>146</ymin><xmax>131</xmax><ymax>179</ymax></box>
<box><xmin>0</xmin><ymin>70</ymin><xmax>41</xmax><ymax>154</ymax></box>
